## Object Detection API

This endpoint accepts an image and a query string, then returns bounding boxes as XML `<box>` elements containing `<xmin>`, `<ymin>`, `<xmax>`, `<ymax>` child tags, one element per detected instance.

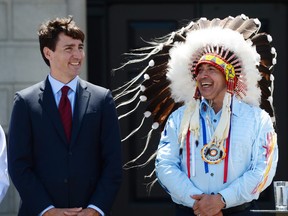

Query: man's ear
<box><xmin>43</xmin><ymin>47</ymin><xmax>52</xmax><ymax>60</ymax></box>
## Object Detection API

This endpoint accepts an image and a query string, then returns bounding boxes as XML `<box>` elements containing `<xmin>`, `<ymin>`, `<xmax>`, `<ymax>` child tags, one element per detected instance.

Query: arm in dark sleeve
<box><xmin>8</xmin><ymin>94</ymin><xmax>53</xmax><ymax>215</ymax></box>
<box><xmin>88</xmin><ymin>90</ymin><xmax>122</xmax><ymax>214</ymax></box>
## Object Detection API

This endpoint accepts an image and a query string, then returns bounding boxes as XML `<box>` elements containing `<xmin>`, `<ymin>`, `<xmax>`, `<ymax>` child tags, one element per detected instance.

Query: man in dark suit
<box><xmin>7</xmin><ymin>16</ymin><xmax>122</xmax><ymax>216</ymax></box>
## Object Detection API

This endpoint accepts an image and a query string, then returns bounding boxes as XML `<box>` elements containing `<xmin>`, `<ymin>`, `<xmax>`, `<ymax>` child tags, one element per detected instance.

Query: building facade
<box><xmin>1</xmin><ymin>0</ymin><xmax>287</xmax><ymax>215</ymax></box>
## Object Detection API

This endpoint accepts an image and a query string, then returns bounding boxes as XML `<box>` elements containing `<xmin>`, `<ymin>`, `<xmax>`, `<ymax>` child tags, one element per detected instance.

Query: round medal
<box><xmin>201</xmin><ymin>144</ymin><xmax>226</xmax><ymax>164</ymax></box>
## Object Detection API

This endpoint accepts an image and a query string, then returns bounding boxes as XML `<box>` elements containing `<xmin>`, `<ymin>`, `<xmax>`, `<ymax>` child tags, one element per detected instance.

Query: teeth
<box><xmin>201</xmin><ymin>82</ymin><xmax>211</xmax><ymax>87</ymax></box>
<box><xmin>71</xmin><ymin>62</ymin><xmax>80</xmax><ymax>66</ymax></box>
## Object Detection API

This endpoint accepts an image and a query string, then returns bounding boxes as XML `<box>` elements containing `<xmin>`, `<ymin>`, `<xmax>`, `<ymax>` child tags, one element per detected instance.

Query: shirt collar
<box><xmin>200</xmin><ymin>98</ymin><xmax>212</xmax><ymax>114</ymax></box>
<box><xmin>48</xmin><ymin>74</ymin><xmax>79</xmax><ymax>94</ymax></box>
<box><xmin>231</xmin><ymin>96</ymin><xmax>240</xmax><ymax>117</ymax></box>
<box><xmin>199</xmin><ymin>96</ymin><xmax>240</xmax><ymax>117</ymax></box>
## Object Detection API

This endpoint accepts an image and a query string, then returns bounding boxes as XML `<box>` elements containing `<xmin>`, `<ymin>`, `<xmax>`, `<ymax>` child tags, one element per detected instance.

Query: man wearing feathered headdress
<box><xmin>114</xmin><ymin>14</ymin><xmax>278</xmax><ymax>216</ymax></box>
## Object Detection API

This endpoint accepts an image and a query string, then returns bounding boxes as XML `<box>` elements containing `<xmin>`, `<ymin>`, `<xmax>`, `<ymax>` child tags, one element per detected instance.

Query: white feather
<box><xmin>167</xmin><ymin>27</ymin><xmax>261</xmax><ymax>107</ymax></box>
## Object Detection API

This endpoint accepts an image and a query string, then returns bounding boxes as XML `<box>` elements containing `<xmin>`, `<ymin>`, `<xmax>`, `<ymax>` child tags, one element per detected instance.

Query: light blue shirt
<box><xmin>155</xmin><ymin>96</ymin><xmax>278</xmax><ymax>209</ymax></box>
<box><xmin>40</xmin><ymin>75</ymin><xmax>104</xmax><ymax>216</ymax></box>
<box><xmin>48</xmin><ymin>74</ymin><xmax>78</xmax><ymax>114</ymax></box>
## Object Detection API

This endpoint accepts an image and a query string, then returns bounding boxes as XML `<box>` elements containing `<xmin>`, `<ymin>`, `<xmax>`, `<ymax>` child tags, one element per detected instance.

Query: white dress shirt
<box><xmin>0</xmin><ymin>124</ymin><xmax>9</xmax><ymax>203</ymax></box>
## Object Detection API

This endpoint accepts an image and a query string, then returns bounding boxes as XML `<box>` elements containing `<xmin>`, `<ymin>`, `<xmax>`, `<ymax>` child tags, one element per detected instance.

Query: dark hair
<box><xmin>38</xmin><ymin>15</ymin><xmax>85</xmax><ymax>66</ymax></box>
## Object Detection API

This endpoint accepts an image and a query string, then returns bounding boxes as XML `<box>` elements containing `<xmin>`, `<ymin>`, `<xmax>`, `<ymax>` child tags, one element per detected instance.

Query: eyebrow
<box><xmin>63</xmin><ymin>43</ymin><xmax>84</xmax><ymax>48</ymax></box>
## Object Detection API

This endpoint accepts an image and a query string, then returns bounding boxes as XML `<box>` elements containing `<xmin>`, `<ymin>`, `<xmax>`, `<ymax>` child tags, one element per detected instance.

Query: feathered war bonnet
<box><xmin>113</xmin><ymin>14</ymin><xmax>277</xmax><ymax>174</ymax></box>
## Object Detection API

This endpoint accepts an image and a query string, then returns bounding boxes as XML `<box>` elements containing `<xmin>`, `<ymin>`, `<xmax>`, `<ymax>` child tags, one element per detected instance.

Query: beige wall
<box><xmin>0</xmin><ymin>0</ymin><xmax>86</xmax><ymax>214</ymax></box>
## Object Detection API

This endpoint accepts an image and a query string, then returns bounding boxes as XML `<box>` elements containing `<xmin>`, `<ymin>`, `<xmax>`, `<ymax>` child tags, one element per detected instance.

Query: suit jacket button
<box><xmin>64</xmin><ymin>178</ymin><xmax>68</xmax><ymax>183</ymax></box>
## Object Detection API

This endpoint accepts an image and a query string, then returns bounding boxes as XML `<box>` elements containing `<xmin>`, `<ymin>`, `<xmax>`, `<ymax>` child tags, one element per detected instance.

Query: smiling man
<box><xmin>8</xmin><ymin>16</ymin><xmax>122</xmax><ymax>216</ymax></box>
<box><xmin>195</xmin><ymin>63</ymin><xmax>227</xmax><ymax>113</ymax></box>
<box><xmin>112</xmin><ymin>15</ymin><xmax>279</xmax><ymax>216</ymax></box>
<box><xmin>154</xmin><ymin>21</ymin><xmax>278</xmax><ymax>216</ymax></box>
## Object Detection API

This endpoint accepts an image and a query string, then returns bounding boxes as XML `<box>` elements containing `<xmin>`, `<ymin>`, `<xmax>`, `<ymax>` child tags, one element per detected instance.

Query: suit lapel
<box><xmin>39</xmin><ymin>78</ymin><xmax>67</xmax><ymax>145</ymax></box>
<box><xmin>70</xmin><ymin>79</ymin><xmax>90</xmax><ymax>146</ymax></box>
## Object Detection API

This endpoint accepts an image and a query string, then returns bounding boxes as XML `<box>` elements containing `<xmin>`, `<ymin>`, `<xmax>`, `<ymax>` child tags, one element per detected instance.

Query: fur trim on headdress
<box><xmin>167</xmin><ymin>27</ymin><xmax>261</xmax><ymax>106</ymax></box>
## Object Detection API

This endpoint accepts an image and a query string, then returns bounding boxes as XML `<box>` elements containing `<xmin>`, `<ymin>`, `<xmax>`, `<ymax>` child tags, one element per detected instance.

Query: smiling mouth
<box><xmin>201</xmin><ymin>82</ymin><xmax>212</xmax><ymax>88</ymax></box>
<box><xmin>70</xmin><ymin>62</ymin><xmax>80</xmax><ymax>66</ymax></box>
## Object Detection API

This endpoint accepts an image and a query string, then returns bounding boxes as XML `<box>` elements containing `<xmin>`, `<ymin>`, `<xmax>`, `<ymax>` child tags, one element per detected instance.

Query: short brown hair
<box><xmin>38</xmin><ymin>15</ymin><xmax>85</xmax><ymax>66</ymax></box>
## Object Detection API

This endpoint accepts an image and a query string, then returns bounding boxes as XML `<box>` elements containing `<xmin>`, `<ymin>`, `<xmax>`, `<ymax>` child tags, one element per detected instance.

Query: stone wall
<box><xmin>0</xmin><ymin>0</ymin><xmax>86</xmax><ymax>214</ymax></box>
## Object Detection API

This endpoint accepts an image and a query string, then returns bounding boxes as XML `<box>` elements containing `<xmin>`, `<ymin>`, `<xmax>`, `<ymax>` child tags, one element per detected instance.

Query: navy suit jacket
<box><xmin>8</xmin><ymin>77</ymin><xmax>122</xmax><ymax>216</ymax></box>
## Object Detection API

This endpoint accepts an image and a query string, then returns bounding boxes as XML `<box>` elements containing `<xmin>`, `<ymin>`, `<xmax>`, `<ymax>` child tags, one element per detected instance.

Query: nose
<box><xmin>197</xmin><ymin>70</ymin><xmax>209</xmax><ymax>79</ymax></box>
<box><xmin>73</xmin><ymin>49</ymin><xmax>84</xmax><ymax>59</ymax></box>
